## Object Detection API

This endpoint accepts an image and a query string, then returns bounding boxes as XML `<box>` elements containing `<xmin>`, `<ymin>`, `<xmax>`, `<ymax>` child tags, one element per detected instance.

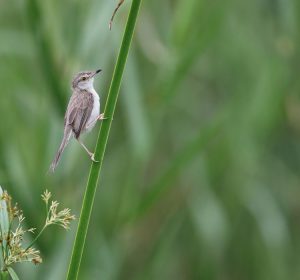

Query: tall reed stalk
<box><xmin>66</xmin><ymin>0</ymin><xmax>142</xmax><ymax>278</ymax></box>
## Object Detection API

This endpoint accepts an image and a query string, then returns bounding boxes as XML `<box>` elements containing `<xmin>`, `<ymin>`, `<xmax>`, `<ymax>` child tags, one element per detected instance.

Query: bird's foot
<box><xmin>98</xmin><ymin>113</ymin><xmax>108</xmax><ymax>121</ymax></box>
<box><xmin>90</xmin><ymin>153</ymin><xmax>99</xmax><ymax>163</ymax></box>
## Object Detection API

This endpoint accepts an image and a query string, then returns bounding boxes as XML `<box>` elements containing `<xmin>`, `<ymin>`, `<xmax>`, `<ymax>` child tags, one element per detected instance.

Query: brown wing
<box><xmin>65</xmin><ymin>91</ymin><xmax>94</xmax><ymax>139</ymax></box>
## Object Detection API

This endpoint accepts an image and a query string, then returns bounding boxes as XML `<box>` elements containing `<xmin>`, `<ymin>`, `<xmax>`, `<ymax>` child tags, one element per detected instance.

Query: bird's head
<box><xmin>72</xmin><ymin>69</ymin><xmax>102</xmax><ymax>90</ymax></box>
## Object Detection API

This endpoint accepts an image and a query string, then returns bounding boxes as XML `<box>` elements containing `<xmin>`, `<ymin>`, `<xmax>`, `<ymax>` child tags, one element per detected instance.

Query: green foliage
<box><xmin>0</xmin><ymin>188</ymin><xmax>74</xmax><ymax>279</ymax></box>
<box><xmin>1</xmin><ymin>0</ymin><xmax>300</xmax><ymax>279</ymax></box>
<box><xmin>7</xmin><ymin>267</ymin><xmax>19</xmax><ymax>280</ymax></box>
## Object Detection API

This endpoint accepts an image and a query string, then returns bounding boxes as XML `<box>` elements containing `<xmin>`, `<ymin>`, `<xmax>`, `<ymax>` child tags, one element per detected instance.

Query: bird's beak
<box><xmin>93</xmin><ymin>69</ymin><xmax>102</xmax><ymax>76</ymax></box>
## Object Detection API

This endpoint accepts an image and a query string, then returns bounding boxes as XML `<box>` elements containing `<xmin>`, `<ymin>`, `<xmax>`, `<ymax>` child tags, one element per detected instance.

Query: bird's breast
<box><xmin>86</xmin><ymin>89</ymin><xmax>100</xmax><ymax>132</ymax></box>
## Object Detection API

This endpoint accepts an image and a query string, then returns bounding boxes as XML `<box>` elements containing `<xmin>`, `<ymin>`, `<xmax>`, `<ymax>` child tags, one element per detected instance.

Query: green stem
<box><xmin>0</xmin><ymin>271</ymin><xmax>8</xmax><ymax>280</ymax></box>
<box><xmin>4</xmin><ymin>220</ymin><xmax>13</xmax><ymax>266</ymax></box>
<box><xmin>0</xmin><ymin>224</ymin><xmax>6</xmax><ymax>268</ymax></box>
<box><xmin>25</xmin><ymin>204</ymin><xmax>50</xmax><ymax>251</ymax></box>
<box><xmin>25</xmin><ymin>225</ymin><xmax>47</xmax><ymax>251</ymax></box>
<box><xmin>66</xmin><ymin>0</ymin><xmax>143</xmax><ymax>279</ymax></box>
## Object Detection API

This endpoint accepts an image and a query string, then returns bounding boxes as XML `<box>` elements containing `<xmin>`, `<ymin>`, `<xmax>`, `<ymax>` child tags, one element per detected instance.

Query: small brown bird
<box><xmin>49</xmin><ymin>69</ymin><xmax>105</xmax><ymax>172</ymax></box>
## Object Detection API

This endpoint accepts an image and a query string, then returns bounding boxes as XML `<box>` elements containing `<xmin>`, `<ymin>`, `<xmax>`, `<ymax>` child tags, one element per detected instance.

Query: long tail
<box><xmin>49</xmin><ymin>129</ymin><xmax>72</xmax><ymax>172</ymax></box>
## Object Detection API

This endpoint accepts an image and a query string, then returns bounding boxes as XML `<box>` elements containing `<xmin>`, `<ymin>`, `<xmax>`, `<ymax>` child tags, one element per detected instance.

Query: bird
<box><xmin>49</xmin><ymin>69</ymin><xmax>106</xmax><ymax>172</ymax></box>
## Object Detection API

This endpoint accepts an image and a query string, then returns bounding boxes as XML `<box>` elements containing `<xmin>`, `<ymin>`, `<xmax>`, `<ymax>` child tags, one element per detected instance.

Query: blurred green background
<box><xmin>1</xmin><ymin>0</ymin><xmax>300</xmax><ymax>279</ymax></box>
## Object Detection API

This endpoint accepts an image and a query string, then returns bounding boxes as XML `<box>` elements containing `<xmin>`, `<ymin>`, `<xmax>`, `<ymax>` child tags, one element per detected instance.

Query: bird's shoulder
<box><xmin>69</xmin><ymin>89</ymin><xmax>93</xmax><ymax>109</ymax></box>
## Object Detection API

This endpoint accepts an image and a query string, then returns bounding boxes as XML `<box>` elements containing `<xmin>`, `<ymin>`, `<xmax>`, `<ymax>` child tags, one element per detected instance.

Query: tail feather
<box><xmin>49</xmin><ymin>130</ymin><xmax>72</xmax><ymax>172</ymax></box>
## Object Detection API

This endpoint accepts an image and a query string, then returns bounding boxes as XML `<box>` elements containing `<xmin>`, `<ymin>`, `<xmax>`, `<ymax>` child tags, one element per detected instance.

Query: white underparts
<box><xmin>77</xmin><ymin>78</ymin><xmax>100</xmax><ymax>133</ymax></box>
<box><xmin>86</xmin><ymin>87</ymin><xmax>100</xmax><ymax>132</ymax></box>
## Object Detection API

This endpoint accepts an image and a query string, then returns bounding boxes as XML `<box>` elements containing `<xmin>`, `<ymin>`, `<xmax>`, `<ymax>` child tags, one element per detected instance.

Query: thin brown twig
<box><xmin>109</xmin><ymin>0</ymin><xmax>125</xmax><ymax>30</ymax></box>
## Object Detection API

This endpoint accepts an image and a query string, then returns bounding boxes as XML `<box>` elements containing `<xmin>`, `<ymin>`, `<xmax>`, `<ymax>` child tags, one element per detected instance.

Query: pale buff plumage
<box><xmin>49</xmin><ymin>69</ymin><xmax>105</xmax><ymax>172</ymax></box>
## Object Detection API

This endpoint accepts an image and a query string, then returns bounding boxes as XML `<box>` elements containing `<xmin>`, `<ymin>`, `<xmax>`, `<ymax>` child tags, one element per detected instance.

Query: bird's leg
<box><xmin>85</xmin><ymin>113</ymin><xmax>108</xmax><ymax>130</ymax></box>
<box><xmin>77</xmin><ymin>139</ymin><xmax>99</xmax><ymax>163</ymax></box>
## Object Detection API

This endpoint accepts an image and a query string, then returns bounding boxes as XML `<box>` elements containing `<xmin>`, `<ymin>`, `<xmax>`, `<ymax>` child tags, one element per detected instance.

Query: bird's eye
<box><xmin>82</xmin><ymin>77</ymin><xmax>87</xmax><ymax>81</ymax></box>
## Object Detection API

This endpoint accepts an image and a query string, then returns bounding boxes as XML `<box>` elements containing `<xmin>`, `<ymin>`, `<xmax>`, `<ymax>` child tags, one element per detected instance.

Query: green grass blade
<box><xmin>7</xmin><ymin>267</ymin><xmax>20</xmax><ymax>280</ymax></box>
<box><xmin>0</xmin><ymin>271</ymin><xmax>9</xmax><ymax>280</ymax></box>
<box><xmin>0</xmin><ymin>187</ymin><xmax>9</xmax><ymax>234</ymax></box>
<box><xmin>134</xmin><ymin>119</ymin><xmax>222</xmax><ymax>220</ymax></box>
<box><xmin>66</xmin><ymin>0</ymin><xmax>143</xmax><ymax>279</ymax></box>
<box><xmin>0</xmin><ymin>187</ymin><xmax>9</xmax><ymax>269</ymax></box>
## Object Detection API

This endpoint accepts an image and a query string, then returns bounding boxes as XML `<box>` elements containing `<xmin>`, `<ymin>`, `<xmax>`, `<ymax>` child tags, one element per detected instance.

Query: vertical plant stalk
<box><xmin>0</xmin><ymin>271</ymin><xmax>8</xmax><ymax>280</ymax></box>
<box><xmin>66</xmin><ymin>0</ymin><xmax>142</xmax><ymax>279</ymax></box>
